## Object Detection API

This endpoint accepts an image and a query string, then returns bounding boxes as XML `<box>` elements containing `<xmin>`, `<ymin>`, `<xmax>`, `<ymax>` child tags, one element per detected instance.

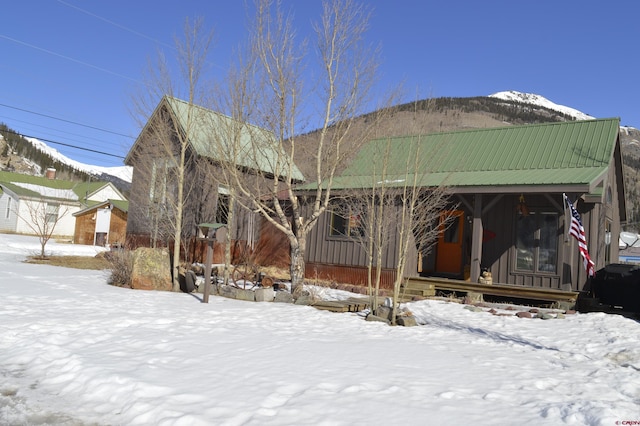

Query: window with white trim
<box><xmin>45</xmin><ymin>203</ymin><xmax>59</xmax><ymax>224</ymax></box>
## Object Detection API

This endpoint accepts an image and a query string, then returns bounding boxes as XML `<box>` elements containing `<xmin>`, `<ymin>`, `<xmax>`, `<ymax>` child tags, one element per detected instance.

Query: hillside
<box><xmin>0</xmin><ymin>124</ymin><xmax>131</xmax><ymax>194</ymax></box>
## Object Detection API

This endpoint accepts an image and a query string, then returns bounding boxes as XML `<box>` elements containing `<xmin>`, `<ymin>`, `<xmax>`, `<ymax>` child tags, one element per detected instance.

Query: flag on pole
<box><xmin>564</xmin><ymin>194</ymin><xmax>595</xmax><ymax>277</ymax></box>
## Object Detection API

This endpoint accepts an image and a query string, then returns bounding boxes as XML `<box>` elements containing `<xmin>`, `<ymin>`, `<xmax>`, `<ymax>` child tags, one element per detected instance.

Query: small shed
<box><xmin>73</xmin><ymin>200</ymin><xmax>128</xmax><ymax>247</ymax></box>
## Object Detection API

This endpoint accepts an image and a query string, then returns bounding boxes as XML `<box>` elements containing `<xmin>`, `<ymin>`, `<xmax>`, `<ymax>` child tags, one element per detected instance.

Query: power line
<box><xmin>56</xmin><ymin>0</ymin><xmax>174</xmax><ymax>50</ymax></box>
<box><xmin>0</xmin><ymin>114</ymin><xmax>121</xmax><ymax>150</ymax></box>
<box><xmin>55</xmin><ymin>0</ymin><xmax>225</xmax><ymax>73</ymax></box>
<box><xmin>0</xmin><ymin>103</ymin><xmax>133</xmax><ymax>139</ymax></box>
<box><xmin>0</xmin><ymin>33</ymin><xmax>142</xmax><ymax>84</ymax></box>
<box><xmin>1</xmin><ymin>128</ymin><xmax>125</xmax><ymax>160</ymax></box>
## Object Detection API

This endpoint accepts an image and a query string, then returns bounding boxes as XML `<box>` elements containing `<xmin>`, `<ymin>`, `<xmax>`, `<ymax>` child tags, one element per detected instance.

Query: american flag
<box><xmin>564</xmin><ymin>194</ymin><xmax>595</xmax><ymax>277</ymax></box>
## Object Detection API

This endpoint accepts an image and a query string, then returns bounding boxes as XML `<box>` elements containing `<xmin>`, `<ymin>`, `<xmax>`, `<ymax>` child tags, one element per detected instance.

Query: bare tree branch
<box><xmin>14</xmin><ymin>197</ymin><xmax>71</xmax><ymax>259</ymax></box>
<box><xmin>129</xmin><ymin>18</ymin><xmax>215</xmax><ymax>291</ymax></box>
<box><xmin>209</xmin><ymin>0</ymin><xmax>384</xmax><ymax>290</ymax></box>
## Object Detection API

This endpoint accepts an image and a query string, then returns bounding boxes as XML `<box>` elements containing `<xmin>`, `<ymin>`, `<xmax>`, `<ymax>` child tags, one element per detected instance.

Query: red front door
<box><xmin>435</xmin><ymin>210</ymin><xmax>464</xmax><ymax>275</ymax></box>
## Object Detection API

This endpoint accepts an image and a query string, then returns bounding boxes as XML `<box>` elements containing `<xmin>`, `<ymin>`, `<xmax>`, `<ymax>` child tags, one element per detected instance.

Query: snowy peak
<box><xmin>25</xmin><ymin>137</ymin><xmax>132</xmax><ymax>183</ymax></box>
<box><xmin>489</xmin><ymin>90</ymin><xmax>595</xmax><ymax>121</ymax></box>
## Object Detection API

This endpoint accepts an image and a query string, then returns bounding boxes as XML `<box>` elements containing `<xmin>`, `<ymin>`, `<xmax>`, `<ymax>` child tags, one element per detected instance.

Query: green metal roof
<box><xmin>129</xmin><ymin>96</ymin><xmax>304</xmax><ymax>182</ymax></box>
<box><xmin>0</xmin><ymin>170</ymin><xmax>76</xmax><ymax>190</ymax></box>
<box><xmin>73</xmin><ymin>199</ymin><xmax>129</xmax><ymax>216</ymax></box>
<box><xmin>0</xmin><ymin>181</ymin><xmax>41</xmax><ymax>198</ymax></box>
<box><xmin>0</xmin><ymin>171</ymin><xmax>116</xmax><ymax>202</ymax></box>
<box><xmin>329</xmin><ymin>118</ymin><xmax>620</xmax><ymax>191</ymax></box>
<box><xmin>110</xmin><ymin>199</ymin><xmax>129</xmax><ymax>212</ymax></box>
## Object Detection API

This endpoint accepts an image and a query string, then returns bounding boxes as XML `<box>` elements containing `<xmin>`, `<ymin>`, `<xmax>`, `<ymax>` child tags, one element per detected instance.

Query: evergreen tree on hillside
<box><xmin>0</xmin><ymin>123</ymin><xmax>92</xmax><ymax>181</ymax></box>
<box><xmin>394</xmin><ymin>96</ymin><xmax>575</xmax><ymax>124</ymax></box>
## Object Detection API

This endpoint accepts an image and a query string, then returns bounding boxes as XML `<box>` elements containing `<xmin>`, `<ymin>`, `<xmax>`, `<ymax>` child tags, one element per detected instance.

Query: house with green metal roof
<box><xmin>125</xmin><ymin>95</ymin><xmax>304</xmax><ymax>251</ymax></box>
<box><xmin>304</xmin><ymin>118</ymin><xmax>626</xmax><ymax>293</ymax></box>
<box><xmin>0</xmin><ymin>170</ymin><xmax>127</xmax><ymax>239</ymax></box>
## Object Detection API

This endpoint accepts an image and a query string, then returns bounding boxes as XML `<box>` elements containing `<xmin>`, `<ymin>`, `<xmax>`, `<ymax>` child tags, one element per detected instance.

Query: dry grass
<box><xmin>259</xmin><ymin>265</ymin><xmax>290</xmax><ymax>280</ymax></box>
<box><xmin>25</xmin><ymin>255</ymin><xmax>111</xmax><ymax>270</ymax></box>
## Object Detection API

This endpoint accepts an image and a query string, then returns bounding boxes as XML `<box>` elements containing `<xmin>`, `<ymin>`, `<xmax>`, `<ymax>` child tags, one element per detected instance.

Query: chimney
<box><xmin>45</xmin><ymin>168</ymin><xmax>56</xmax><ymax>180</ymax></box>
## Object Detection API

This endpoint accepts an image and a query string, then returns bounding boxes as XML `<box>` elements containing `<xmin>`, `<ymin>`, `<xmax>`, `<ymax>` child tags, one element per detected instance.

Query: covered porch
<box><xmin>421</xmin><ymin>189</ymin><xmax>611</xmax><ymax>293</ymax></box>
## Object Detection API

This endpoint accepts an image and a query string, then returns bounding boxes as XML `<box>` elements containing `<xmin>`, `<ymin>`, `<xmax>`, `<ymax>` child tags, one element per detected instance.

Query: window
<box><xmin>215</xmin><ymin>194</ymin><xmax>229</xmax><ymax>224</ymax></box>
<box><xmin>443</xmin><ymin>217</ymin><xmax>460</xmax><ymax>243</ymax></box>
<box><xmin>515</xmin><ymin>211</ymin><xmax>558</xmax><ymax>273</ymax></box>
<box><xmin>329</xmin><ymin>210</ymin><xmax>363</xmax><ymax>237</ymax></box>
<box><xmin>5</xmin><ymin>196</ymin><xmax>11</xmax><ymax>219</ymax></box>
<box><xmin>149</xmin><ymin>158</ymin><xmax>177</xmax><ymax>205</ymax></box>
<box><xmin>45</xmin><ymin>203</ymin><xmax>59</xmax><ymax>224</ymax></box>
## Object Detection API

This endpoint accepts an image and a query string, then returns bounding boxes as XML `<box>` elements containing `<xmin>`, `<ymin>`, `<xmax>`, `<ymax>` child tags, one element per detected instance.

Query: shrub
<box><xmin>107</xmin><ymin>250</ymin><xmax>134</xmax><ymax>288</ymax></box>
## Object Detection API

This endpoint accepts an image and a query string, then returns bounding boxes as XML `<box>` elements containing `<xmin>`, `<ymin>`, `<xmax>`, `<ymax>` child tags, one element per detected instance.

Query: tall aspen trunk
<box><xmin>223</xmin><ymin>189</ymin><xmax>236</xmax><ymax>286</ymax></box>
<box><xmin>289</xmin><ymin>234</ymin><xmax>307</xmax><ymax>292</ymax></box>
<box><xmin>172</xmin><ymin>150</ymin><xmax>186</xmax><ymax>292</ymax></box>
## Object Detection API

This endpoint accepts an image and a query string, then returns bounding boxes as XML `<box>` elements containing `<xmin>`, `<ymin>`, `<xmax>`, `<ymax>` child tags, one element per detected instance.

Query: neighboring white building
<box><xmin>0</xmin><ymin>170</ymin><xmax>126</xmax><ymax>239</ymax></box>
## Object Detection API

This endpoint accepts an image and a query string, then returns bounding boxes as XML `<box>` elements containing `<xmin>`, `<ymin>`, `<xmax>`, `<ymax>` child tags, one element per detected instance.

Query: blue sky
<box><xmin>1</xmin><ymin>0</ymin><xmax>639</xmax><ymax>167</ymax></box>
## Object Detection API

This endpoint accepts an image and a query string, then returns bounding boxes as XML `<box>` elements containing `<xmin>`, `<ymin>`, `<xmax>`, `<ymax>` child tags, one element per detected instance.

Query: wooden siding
<box><xmin>126</xmin><ymin>149</ymin><xmax>218</xmax><ymax>240</ymax></box>
<box><xmin>306</xmin><ymin>262</ymin><xmax>397</xmax><ymax>290</ymax></box>
<box><xmin>305</xmin><ymin>203</ymin><xmax>400</xmax><ymax>269</ymax></box>
<box><xmin>482</xmin><ymin>194</ymin><xmax>566</xmax><ymax>290</ymax></box>
<box><xmin>109</xmin><ymin>208</ymin><xmax>128</xmax><ymax>246</ymax></box>
<box><xmin>125</xmin><ymin>128</ymin><xmax>270</xmax><ymax>258</ymax></box>
<box><xmin>73</xmin><ymin>207</ymin><xmax>128</xmax><ymax>246</ymax></box>
<box><xmin>73</xmin><ymin>211</ymin><xmax>95</xmax><ymax>245</ymax></box>
<box><xmin>252</xmin><ymin>218</ymin><xmax>290</xmax><ymax>268</ymax></box>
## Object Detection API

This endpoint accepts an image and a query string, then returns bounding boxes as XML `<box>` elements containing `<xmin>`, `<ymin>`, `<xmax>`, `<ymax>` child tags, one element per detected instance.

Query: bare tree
<box><xmin>331</xmin><ymin>135</ymin><xmax>396</xmax><ymax>309</ymax></box>
<box><xmin>334</xmin><ymin>96</ymin><xmax>455</xmax><ymax>322</ymax></box>
<box><xmin>335</xmin><ymin>134</ymin><xmax>453</xmax><ymax>322</ymax></box>
<box><xmin>16</xmin><ymin>198</ymin><xmax>70</xmax><ymax>259</ymax></box>
<box><xmin>387</xmin><ymin>138</ymin><xmax>452</xmax><ymax>324</ymax></box>
<box><xmin>129</xmin><ymin>18</ymin><xmax>214</xmax><ymax>291</ymax></box>
<box><xmin>212</xmin><ymin>0</ymin><xmax>383</xmax><ymax>291</ymax></box>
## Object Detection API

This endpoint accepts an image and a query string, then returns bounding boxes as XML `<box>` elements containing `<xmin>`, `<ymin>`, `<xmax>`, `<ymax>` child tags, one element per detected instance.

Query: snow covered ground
<box><xmin>1</xmin><ymin>234</ymin><xmax>639</xmax><ymax>425</ymax></box>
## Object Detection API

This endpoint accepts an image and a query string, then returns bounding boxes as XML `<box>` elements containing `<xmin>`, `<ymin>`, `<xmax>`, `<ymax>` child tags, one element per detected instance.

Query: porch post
<box><xmin>470</xmin><ymin>194</ymin><xmax>483</xmax><ymax>283</ymax></box>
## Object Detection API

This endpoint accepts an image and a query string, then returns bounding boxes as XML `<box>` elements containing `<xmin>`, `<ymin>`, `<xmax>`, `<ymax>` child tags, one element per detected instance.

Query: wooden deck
<box><xmin>402</xmin><ymin>276</ymin><xmax>579</xmax><ymax>305</ymax></box>
<box><xmin>312</xmin><ymin>297</ymin><xmax>370</xmax><ymax>313</ymax></box>
<box><xmin>310</xmin><ymin>278</ymin><xmax>579</xmax><ymax>312</ymax></box>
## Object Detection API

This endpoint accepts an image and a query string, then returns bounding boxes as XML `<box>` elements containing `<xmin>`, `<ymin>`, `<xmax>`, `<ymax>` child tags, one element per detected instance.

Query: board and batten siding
<box><xmin>482</xmin><ymin>194</ymin><xmax>564</xmax><ymax>290</ymax></box>
<box><xmin>305</xmin><ymin>204</ymin><xmax>401</xmax><ymax>269</ymax></box>
<box><xmin>482</xmin><ymin>192</ymin><xmax>618</xmax><ymax>292</ymax></box>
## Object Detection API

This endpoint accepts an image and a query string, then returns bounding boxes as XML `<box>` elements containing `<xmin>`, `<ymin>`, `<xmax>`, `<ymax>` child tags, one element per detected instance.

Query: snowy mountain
<box><xmin>489</xmin><ymin>90</ymin><xmax>595</xmax><ymax>121</ymax></box>
<box><xmin>25</xmin><ymin>136</ymin><xmax>132</xmax><ymax>183</ymax></box>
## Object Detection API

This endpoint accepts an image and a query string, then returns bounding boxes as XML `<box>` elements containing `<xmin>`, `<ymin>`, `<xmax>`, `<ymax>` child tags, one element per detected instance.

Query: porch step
<box><xmin>312</xmin><ymin>297</ymin><xmax>370</xmax><ymax>313</ymax></box>
<box><xmin>403</xmin><ymin>280</ymin><xmax>436</xmax><ymax>292</ymax></box>
<box><xmin>399</xmin><ymin>280</ymin><xmax>436</xmax><ymax>302</ymax></box>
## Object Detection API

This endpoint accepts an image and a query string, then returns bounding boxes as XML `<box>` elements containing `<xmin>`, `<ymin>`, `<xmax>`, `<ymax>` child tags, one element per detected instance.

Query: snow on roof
<box><xmin>12</xmin><ymin>182</ymin><xmax>78</xmax><ymax>200</ymax></box>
